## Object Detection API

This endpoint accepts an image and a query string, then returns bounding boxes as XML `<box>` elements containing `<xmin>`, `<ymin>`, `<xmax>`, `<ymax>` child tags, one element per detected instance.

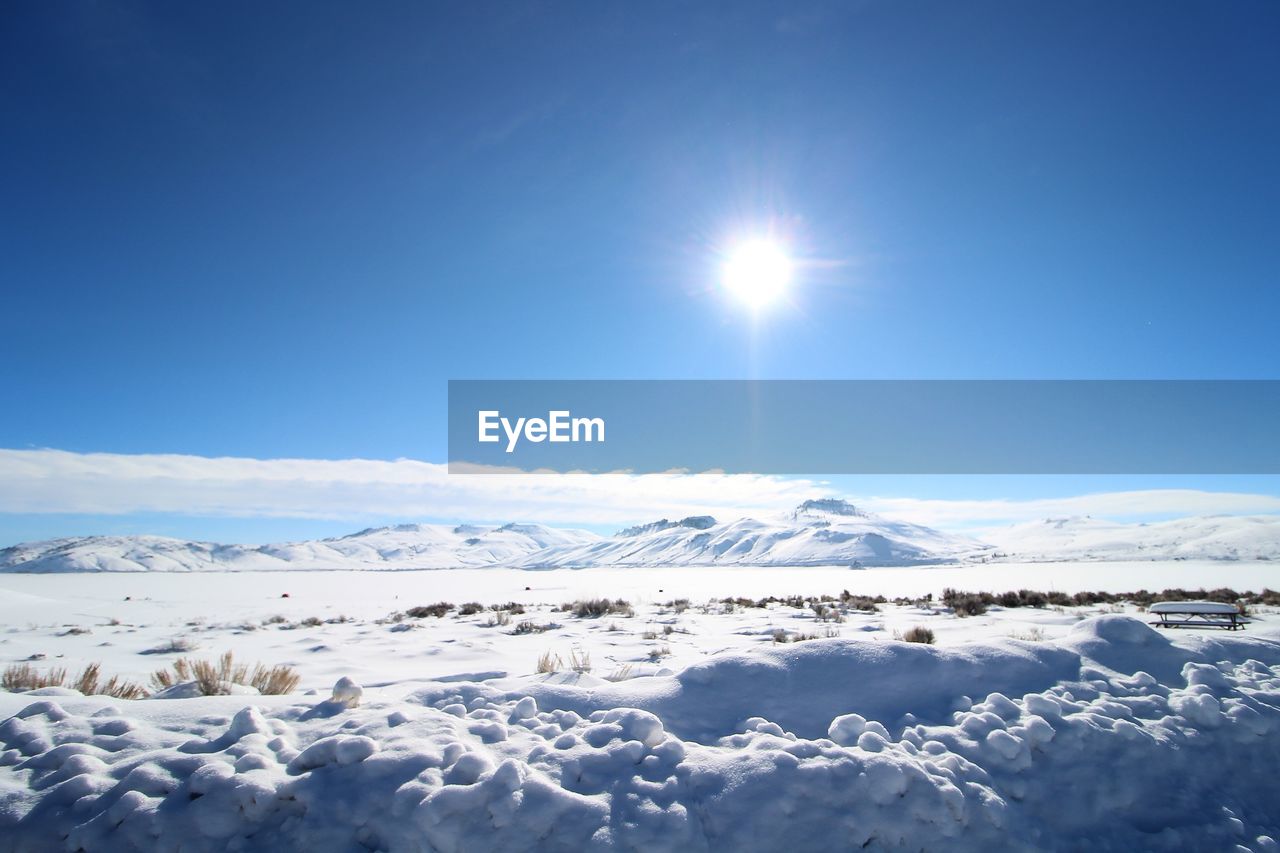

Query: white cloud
<box><xmin>2</xmin><ymin>449</ymin><xmax>1278</xmax><ymax>532</ymax></box>
<box><xmin>0</xmin><ymin>448</ymin><xmax>834</xmax><ymax>526</ymax></box>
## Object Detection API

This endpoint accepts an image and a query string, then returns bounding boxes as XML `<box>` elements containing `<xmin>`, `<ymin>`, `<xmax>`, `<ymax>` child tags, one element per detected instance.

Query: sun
<box><xmin>721</xmin><ymin>239</ymin><xmax>793</xmax><ymax>309</ymax></box>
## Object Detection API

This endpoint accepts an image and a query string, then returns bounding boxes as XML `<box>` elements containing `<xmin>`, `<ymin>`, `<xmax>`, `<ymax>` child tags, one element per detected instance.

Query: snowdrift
<box><xmin>3</xmin><ymin>616</ymin><xmax>1280</xmax><ymax>851</ymax></box>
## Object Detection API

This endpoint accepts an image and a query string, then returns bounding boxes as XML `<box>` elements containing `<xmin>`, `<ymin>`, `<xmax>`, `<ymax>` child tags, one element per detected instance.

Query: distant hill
<box><xmin>0</xmin><ymin>523</ymin><xmax>599</xmax><ymax>573</ymax></box>
<box><xmin>3</xmin><ymin>503</ymin><xmax>1276</xmax><ymax>572</ymax></box>
<box><xmin>516</xmin><ymin>500</ymin><xmax>982</xmax><ymax>567</ymax></box>
<box><xmin>981</xmin><ymin>514</ymin><xmax>1280</xmax><ymax>563</ymax></box>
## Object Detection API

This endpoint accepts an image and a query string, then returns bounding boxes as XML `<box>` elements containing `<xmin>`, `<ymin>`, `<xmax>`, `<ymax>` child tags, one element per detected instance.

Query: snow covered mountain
<box><xmin>3</xmin><ymin>504</ymin><xmax>1277</xmax><ymax>573</ymax></box>
<box><xmin>983</xmin><ymin>514</ymin><xmax>1280</xmax><ymax>562</ymax></box>
<box><xmin>0</xmin><ymin>523</ymin><xmax>601</xmax><ymax>573</ymax></box>
<box><xmin>515</xmin><ymin>500</ymin><xmax>984</xmax><ymax>568</ymax></box>
<box><xmin>0</xmin><ymin>501</ymin><xmax>978</xmax><ymax>572</ymax></box>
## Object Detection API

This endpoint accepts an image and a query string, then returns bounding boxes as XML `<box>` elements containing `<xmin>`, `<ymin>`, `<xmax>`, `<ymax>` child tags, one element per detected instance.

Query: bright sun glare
<box><xmin>721</xmin><ymin>239</ymin><xmax>793</xmax><ymax>309</ymax></box>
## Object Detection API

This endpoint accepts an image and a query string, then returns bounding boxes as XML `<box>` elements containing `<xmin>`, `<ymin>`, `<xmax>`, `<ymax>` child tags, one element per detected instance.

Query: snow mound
<box><xmin>1069</xmin><ymin>613</ymin><xmax>1169</xmax><ymax>645</ymax></box>
<box><xmin>3</xmin><ymin>617</ymin><xmax>1280</xmax><ymax>850</ymax></box>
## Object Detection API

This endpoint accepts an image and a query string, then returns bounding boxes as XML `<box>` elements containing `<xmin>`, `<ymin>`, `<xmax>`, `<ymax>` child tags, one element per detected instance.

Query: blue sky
<box><xmin>2</xmin><ymin>2</ymin><xmax>1279</xmax><ymax>543</ymax></box>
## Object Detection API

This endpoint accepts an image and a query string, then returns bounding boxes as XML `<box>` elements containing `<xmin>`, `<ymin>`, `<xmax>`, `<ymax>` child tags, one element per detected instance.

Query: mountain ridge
<box><xmin>2</xmin><ymin>502</ymin><xmax>1277</xmax><ymax>572</ymax></box>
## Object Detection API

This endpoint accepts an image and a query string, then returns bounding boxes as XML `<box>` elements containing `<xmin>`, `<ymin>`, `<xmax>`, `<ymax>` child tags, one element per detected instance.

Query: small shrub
<box><xmin>568</xmin><ymin>648</ymin><xmax>592</xmax><ymax>674</ymax></box>
<box><xmin>812</xmin><ymin>603</ymin><xmax>846</xmax><ymax>623</ymax></box>
<box><xmin>839</xmin><ymin>594</ymin><xmax>883</xmax><ymax>612</ymax></box>
<box><xmin>511</xmin><ymin>620</ymin><xmax>554</xmax><ymax>635</ymax></box>
<box><xmin>490</xmin><ymin>602</ymin><xmax>526</xmax><ymax>615</ymax></box>
<box><xmin>900</xmin><ymin>626</ymin><xmax>935</xmax><ymax>644</ymax></box>
<box><xmin>300</xmin><ymin>616</ymin><xmax>323</xmax><ymax>627</ymax></box>
<box><xmin>647</xmin><ymin>645</ymin><xmax>671</xmax><ymax>661</ymax></box>
<box><xmin>406</xmin><ymin>602</ymin><xmax>453</xmax><ymax>618</ymax></box>
<box><xmin>1044</xmin><ymin>591</ymin><xmax>1072</xmax><ymax>607</ymax></box>
<box><xmin>535</xmin><ymin>650</ymin><xmax>562</xmax><ymax>674</ymax></box>
<box><xmin>486</xmin><ymin>610</ymin><xmax>512</xmax><ymax>627</ymax></box>
<box><xmin>840</xmin><ymin>590</ymin><xmax>887</xmax><ymax>607</ymax></box>
<box><xmin>996</xmin><ymin>591</ymin><xmax>1022</xmax><ymax>608</ymax></box>
<box><xmin>142</xmin><ymin>637</ymin><xmax>196</xmax><ymax>655</ymax></box>
<box><xmin>565</xmin><ymin>598</ymin><xmax>633</xmax><ymax>618</ymax></box>
<box><xmin>942</xmin><ymin>589</ymin><xmax>990</xmax><ymax>617</ymax></box>
<box><xmin>458</xmin><ymin>602</ymin><xmax>485</xmax><ymax>616</ymax></box>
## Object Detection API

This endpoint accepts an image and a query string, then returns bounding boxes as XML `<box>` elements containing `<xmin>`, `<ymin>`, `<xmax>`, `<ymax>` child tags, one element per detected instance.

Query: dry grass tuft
<box><xmin>606</xmin><ymin>664</ymin><xmax>634</xmax><ymax>682</ymax></box>
<box><xmin>3</xmin><ymin>662</ymin><xmax>148</xmax><ymax>699</ymax></box>
<box><xmin>568</xmin><ymin>648</ymin><xmax>592</xmax><ymax>674</ymax></box>
<box><xmin>647</xmin><ymin>645</ymin><xmax>672</xmax><ymax>661</ymax></box>
<box><xmin>151</xmin><ymin>651</ymin><xmax>300</xmax><ymax>696</ymax></box>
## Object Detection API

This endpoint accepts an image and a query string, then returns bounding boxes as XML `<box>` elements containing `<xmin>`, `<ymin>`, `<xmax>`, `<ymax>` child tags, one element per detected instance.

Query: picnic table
<box><xmin>1148</xmin><ymin>600</ymin><xmax>1249</xmax><ymax>631</ymax></box>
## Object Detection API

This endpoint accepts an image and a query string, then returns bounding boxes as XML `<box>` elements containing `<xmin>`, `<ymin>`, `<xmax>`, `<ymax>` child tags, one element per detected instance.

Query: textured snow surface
<box><xmin>3</xmin><ymin>616</ymin><xmax>1280</xmax><ymax>852</ymax></box>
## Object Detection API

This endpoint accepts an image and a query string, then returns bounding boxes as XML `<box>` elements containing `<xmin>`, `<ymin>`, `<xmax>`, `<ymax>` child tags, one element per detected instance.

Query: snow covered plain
<box><xmin>3</xmin><ymin>563</ymin><xmax>1280</xmax><ymax>850</ymax></box>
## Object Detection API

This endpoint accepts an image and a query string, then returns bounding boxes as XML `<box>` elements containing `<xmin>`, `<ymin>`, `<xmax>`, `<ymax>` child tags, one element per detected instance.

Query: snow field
<box><xmin>2</xmin><ymin>615</ymin><xmax>1280</xmax><ymax>851</ymax></box>
<box><xmin>2</xmin><ymin>565</ymin><xmax>1278</xmax><ymax>702</ymax></box>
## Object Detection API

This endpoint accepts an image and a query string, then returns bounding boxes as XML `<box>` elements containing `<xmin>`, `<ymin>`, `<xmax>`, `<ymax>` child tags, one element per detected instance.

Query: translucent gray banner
<box><xmin>447</xmin><ymin>380</ymin><xmax>1280</xmax><ymax>474</ymax></box>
